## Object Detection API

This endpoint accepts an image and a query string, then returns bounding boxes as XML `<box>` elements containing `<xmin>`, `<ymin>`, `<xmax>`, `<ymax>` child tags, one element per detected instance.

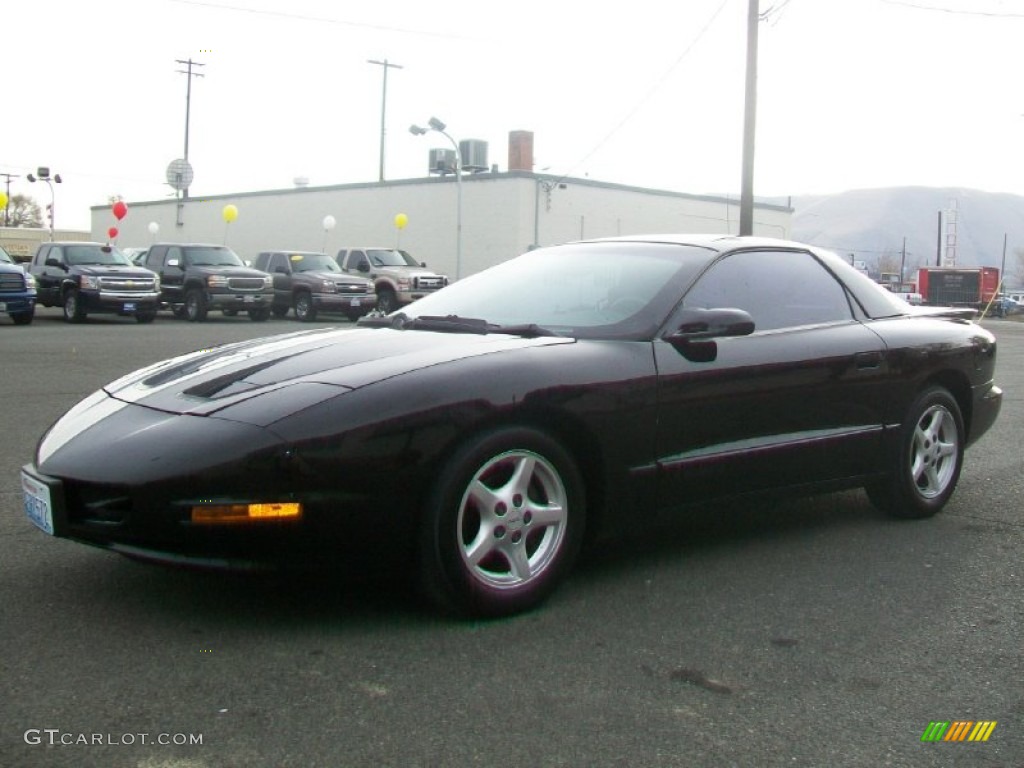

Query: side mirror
<box><xmin>357</xmin><ymin>262</ymin><xmax>370</xmax><ymax>273</ymax></box>
<box><xmin>45</xmin><ymin>257</ymin><xmax>65</xmax><ymax>269</ymax></box>
<box><xmin>665</xmin><ymin>307</ymin><xmax>755</xmax><ymax>342</ymax></box>
<box><xmin>274</xmin><ymin>266</ymin><xmax>288</xmax><ymax>274</ymax></box>
<box><xmin>420</xmin><ymin>262</ymin><xmax>427</xmax><ymax>268</ymax></box>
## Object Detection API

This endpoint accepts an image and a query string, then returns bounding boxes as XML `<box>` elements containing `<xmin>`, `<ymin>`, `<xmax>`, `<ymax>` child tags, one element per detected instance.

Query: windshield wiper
<box><xmin>358</xmin><ymin>313</ymin><xmax>558</xmax><ymax>337</ymax></box>
<box><xmin>486</xmin><ymin>323</ymin><xmax>560</xmax><ymax>338</ymax></box>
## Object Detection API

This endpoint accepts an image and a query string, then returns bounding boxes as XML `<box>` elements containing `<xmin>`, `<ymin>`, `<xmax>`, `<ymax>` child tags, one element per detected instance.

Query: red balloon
<box><xmin>108</xmin><ymin>227</ymin><xmax>118</xmax><ymax>239</ymax></box>
<box><xmin>112</xmin><ymin>201</ymin><xmax>128</xmax><ymax>221</ymax></box>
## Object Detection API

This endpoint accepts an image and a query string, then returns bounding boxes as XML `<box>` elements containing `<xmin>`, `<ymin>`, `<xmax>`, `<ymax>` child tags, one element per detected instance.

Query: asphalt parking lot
<box><xmin>1</xmin><ymin>307</ymin><xmax>1022</xmax><ymax>768</ymax></box>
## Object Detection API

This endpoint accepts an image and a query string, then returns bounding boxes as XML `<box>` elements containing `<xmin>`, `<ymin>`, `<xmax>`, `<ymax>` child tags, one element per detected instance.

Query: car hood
<box><xmin>190</xmin><ymin>265</ymin><xmax>267</xmax><ymax>278</ymax></box>
<box><xmin>76</xmin><ymin>265</ymin><xmax>155</xmax><ymax>277</ymax></box>
<box><xmin>303</xmin><ymin>270</ymin><xmax>371</xmax><ymax>285</ymax></box>
<box><xmin>372</xmin><ymin>265</ymin><xmax>443</xmax><ymax>278</ymax></box>
<box><xmin>103</xmin><ymin>326</ymin><xmax>572</xmax><ymax>418</ymax></box>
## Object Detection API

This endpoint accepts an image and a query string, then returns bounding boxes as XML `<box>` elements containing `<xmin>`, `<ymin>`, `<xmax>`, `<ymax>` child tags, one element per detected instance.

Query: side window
<box><xmin>168</xmin><ymin>246</ymin><xmax>183</xmax><ymax>266</ymax></box>
<box><xmin>34</xmin><ymin>245</ymin><xmax>51</xmax><ymax>266</ymax></box>
<box><xmin>270</xmin><ymin>253</ymin><xmax>287</xmax><ymax>273</ymax></box>
<box><xmin>683</xmin><ymin>250</ymin><xmax>853</xmax><ymax>332</ymax></box>
<box><xmin>351</xmin><ymin>250</ymin><xmax>369</xmax><ymax>270</ymax></box>
<box><xmin>145</xmin><ymin>246</ymin><xmax>165</xmax><ymax>267</ymax></box>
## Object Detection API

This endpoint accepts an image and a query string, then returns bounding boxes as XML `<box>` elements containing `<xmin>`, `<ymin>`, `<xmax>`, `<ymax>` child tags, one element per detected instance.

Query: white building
<box><xmin>90</xmin><ymin>133</ymin><xmax>792</xmax><ymax>280</ymax></box>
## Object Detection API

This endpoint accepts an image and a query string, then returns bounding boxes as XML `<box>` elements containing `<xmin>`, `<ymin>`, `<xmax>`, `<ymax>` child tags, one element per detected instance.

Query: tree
<box><xmin>3</xmin><ymin>194</ymin><xmax>43</xmax><ymax>228</ymax></box>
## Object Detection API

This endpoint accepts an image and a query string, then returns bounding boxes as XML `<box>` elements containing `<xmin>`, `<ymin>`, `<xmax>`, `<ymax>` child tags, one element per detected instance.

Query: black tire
<box><xmin>271</xmin><ymin>305</ymin><xmax>289</xmax><ymax>319</ymax></box>
<box><xmin>294</xmin><ymin>292</ymin><xmax>317</xmax><ymax>322</ymax></box>
<box><xmin>344</xmin><ymin>310</ymin><xmax>362</xmax><ymax>322</ymax></box>
<box><xmin>376</xmin><ymin>288</ymin><xmax>397</xmax><ymax>315</ymax></box>
<box><xmin>184</xmin><ymin>289</ymin><xmax>208</xmax><ymax>322</ymax></box>
<box><xmin>62</xmin><ymin>289</ymin><xmax>86</xmax><ymax>323</ymax></box>
<box><xmin>866</xmin><ymin>386</ymin><xmax>964</xmax><ymax>519</ymax></box>
<box><xmin>418</xmin><ymin>427</ymin><xmax>586</xmax><ymax>618</ymax></box>
<box><xmin>222</xmin><ymin>309</ymin><xmax>238</xmax><ymax>317</ymax></box>
<box><xmin>135</xmin><ymin>311</ymin><xmax>157</xmax><ymax>324</ymax></box>
<box><xmin>12</xmin><ymin>310</ymin><xmax>34</xmax><ymax>326</ymax></box>
<box><xmin>248</xmin><ymin>308</ymin><xmax>271</xmax><ymax>322</ymax></box>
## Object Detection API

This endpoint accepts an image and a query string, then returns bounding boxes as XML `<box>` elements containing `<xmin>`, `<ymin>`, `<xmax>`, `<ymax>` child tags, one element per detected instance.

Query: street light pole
<box><xmin>410</xmin><ymin>117</ymin><xmax>462</xmax><ymax>280</ymax></box>
<box><xmin>27</xmin><ymin>167</ymin><xmax>62</xmax><ymax>241</ymax></box>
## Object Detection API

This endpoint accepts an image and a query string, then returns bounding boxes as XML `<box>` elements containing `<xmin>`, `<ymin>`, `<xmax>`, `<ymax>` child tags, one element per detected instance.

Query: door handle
<box><xmin>855</xmin><ymin>351</ymin><xmax>882</xmax><ymax>370</ymax></box>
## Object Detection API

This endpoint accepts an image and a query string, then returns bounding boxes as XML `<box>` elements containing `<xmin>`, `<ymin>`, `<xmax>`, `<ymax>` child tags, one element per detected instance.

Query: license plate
<box><xmin>123</xmin><ymin>302</ymin><xmax>136</xmax><ymax>312</ymax></box>
<box><xmin>244</xmin><ymin>296</ymin><xmax>255</xmax><ymax>303</ymax></box>
<box><xmin>22</xmin><ymin>471</ymin><xmax>54</xmax><ymax>535</ymax></box>
<box><xmin>350</xmin><ymin>298</ymin><xmax>361</xmax><ymax>307</ymax></box>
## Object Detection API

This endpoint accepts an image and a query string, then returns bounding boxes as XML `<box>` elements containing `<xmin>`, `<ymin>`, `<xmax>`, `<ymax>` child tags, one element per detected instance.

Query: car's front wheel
<box><xmin>418</xmin><ymin>427</ymin><xmax>585</xmax><ymax>617</ymax></box>
<box><xmin>62</xmin><ymin>289</ymin><xmax>86</xmax><ymax>323</ymax></box>
<box><xmin>867</xmin><ymin>385</ymin><xmax>964</xmax><ymax>519</ymax></box>
<box><xmin>12</xmin><ymin>309</ymin><xmax>34</xmax><ymax>325</ymax></box>
<box><xmin>184</xmin><ymin>289</ymin><xmax>208</xmax><ymax>322</ymax></box>
<box><xmin>294</xmin><ymin>292</ymin><xmax>317</xmax><ymax>322</ymax></box>
<box><xmin>135</xmin><ymin>310</ymin><xmax>157</xmax><ymax>324</ymax></box>
<box><xmin>376</xmin><ymin>288</ymin><xmax>397</xmax><ymax>315</ymax></box>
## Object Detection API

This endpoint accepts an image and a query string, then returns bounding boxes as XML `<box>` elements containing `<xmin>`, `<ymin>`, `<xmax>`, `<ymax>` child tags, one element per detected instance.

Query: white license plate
<box><xmin>123</xmin><ymin>302</ymin><xmax>136</xmax><ymax>312</ymax></box>
<box><xmin>350</xmin><ymin>298</ymin><xmax>361</xmax><ymax>307</ymax></box>
<box><xmin>244</xmin><ymin>296</ymin><xmax>255</xmax><ymax>303</ymax></box>
<box><xmin>22</xmin><ymin>471</ymin><xmax>54</xmax><ymax>535</ymax></box>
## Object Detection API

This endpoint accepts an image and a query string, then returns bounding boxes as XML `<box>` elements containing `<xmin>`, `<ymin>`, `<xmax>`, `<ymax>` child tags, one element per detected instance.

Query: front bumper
<box><xmin>207</xmin><ymin>291</ymin><xmax>271</xmax><ymax>310</ymax></box>
<box><xmin>314</xmin><ymin>293</ymin><xmax>377</xmax><ymax>314</ymax></box>
<box><xmin>967</xmin><ymin>383</ymin><xmax>1002</xmax><ymax>446</ymax></box>
<box><xmin>83</xmin><ymin>290</ymin><xmax>161</xmax><ymax>313</ymax></box>
<box><xmin>0</xmin><ymin>293</ymin><xmax>36</xmax><ymax>315</ymax></box>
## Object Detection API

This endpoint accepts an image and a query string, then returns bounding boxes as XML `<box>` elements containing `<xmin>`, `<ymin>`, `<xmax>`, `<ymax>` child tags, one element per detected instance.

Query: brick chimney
<box><xmin>508</xmin><ymin>130</ymin><xmax>534</xmax><ymax>172</ymax></box>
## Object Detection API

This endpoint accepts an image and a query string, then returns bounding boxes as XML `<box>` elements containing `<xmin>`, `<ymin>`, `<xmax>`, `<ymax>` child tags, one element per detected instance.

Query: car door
<box><xmin>654</xmin><ymin>247</ymin><xmax>891</xmax><ymax>507</ymax></box>
<box><xmin>33</xmin><ymin>244</ymin><xmax>63</xmax><ymax>305</ymax></box>
<box><xmin>268</xmin><ymin>253</ymin><xmax>292</xmax><ymax>303</ymax></box>
<box><xmin>156</xmin><ymin>246</ymin><xmax>186</xmax><ymax>303</ymax></box>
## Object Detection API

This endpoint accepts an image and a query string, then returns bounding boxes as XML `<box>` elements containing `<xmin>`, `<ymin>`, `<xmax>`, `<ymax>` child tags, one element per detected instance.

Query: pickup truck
<box><xmin>141</xmin><ymin>243</ymin><xmax>273</xmax><ymax>322</ymax></box>
<box><xmin>0</xmin><ymin>245</ymin><xmax>36</xmax><ymax>325</ymax></box>
<box><xmin>335</xmin><ymin>247</ymin><xmax>448</xmax><ymax>314</ymax></box>
<box><xmin>252</xmin><ymin>250</ymin><xmax>377</xmax><ymax>321</ymax></box>
<box><xmin>28</xmin><ymin>241</ymin><xmax>160</xmax><ymax>323</ymax></box>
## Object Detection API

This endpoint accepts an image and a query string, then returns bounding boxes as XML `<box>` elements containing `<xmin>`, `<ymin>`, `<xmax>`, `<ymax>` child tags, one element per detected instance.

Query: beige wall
<box><xmin>0</xmin><ymin>227</ymin><xmax>91</xmax><ymax>261</ymax></box>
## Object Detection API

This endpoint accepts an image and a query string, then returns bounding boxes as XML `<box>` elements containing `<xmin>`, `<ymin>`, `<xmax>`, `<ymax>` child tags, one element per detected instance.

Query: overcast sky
<box><xmin>4</xmin><ymin>0</ymin><xmax>1023</xmax><ymax>230</ymax></box>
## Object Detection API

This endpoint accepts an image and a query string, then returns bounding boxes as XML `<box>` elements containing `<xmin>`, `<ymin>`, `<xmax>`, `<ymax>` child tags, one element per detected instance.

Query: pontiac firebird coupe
<box><xmin>21</xmin><ymin>235</ymin><xmax>1002</xmax><ymax>617</ymax></box>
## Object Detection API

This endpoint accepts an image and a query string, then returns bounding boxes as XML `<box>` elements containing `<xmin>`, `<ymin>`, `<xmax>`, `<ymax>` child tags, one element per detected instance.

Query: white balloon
<box><xmin>322</xmin><ymin>215</ymin><xmax>336</xmax><ymax>231</ymax></box>
<box><xmin>148</xmin><ymin>221</ymin><xmax>160</xmax><ymax>235</ymax></box>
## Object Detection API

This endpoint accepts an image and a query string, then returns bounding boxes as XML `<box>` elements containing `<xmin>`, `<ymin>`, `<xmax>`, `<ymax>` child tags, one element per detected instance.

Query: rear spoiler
<box><xmin>909</xmin><ymin>306</ymin><xmax>979</xmax><ymax>321</ymax></box>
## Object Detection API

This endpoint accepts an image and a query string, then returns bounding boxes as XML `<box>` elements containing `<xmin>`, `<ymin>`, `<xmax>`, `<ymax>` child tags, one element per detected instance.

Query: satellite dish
<box><xmin>166</xmin><ymin>159</ymin><xmax>194</xmax><ymax>190</ymax></box>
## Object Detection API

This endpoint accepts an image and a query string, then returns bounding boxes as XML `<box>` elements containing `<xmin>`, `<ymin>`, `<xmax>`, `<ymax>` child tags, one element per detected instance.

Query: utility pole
<box><xmin>368</xmin><ymin>59</ymin><xmax>403</xmax><ymax>182</ymax></box>
<box><xmin>739</xmin><ymin>0</ymin><xmax>759</xmax><ymax>236</ymax></box>
<box><xmin>0</xmin><ymin>173</ymin><xmax>19</xmax><ymax>226</ymax></box>
<box><xmin>176</xmin><ymin>58</ymin><xmax>205</xmax><ymax>199</ymax></box>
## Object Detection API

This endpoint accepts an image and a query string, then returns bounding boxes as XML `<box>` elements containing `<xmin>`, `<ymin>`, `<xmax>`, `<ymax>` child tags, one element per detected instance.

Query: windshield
<box><xmin>184</xmin><ymin>247</ymin><xmax>244</xmax><ymax>267</ymax></box>
<box><xmin>400</xmin><ymin>241</ymin><xmax>713</xmax><ymax>340</ymax></box>
<box><xmin>0</xmin><ymin>247</ymin><xmax>12</xmax><ymax>264</ymax></box>
<box><xmin>65</xmin><ymin>245</ymin><xmax>131</xmax><ymax>266</ymax></box>
<box><xmin>290</xmin><ymin>253</ymin><xmax>341</xmax><ymax>273</ymax></box>
<box><xmin>367</xmin><ymin>249</ymin><xmax>418</xmax><ymax>268</ymax></box>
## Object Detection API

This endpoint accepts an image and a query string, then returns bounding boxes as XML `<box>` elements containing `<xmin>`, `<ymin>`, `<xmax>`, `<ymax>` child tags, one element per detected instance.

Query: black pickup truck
<box><xmin>141</xmin><ymin>243</ymin><xmax>273</xmax><ymax>321</ymax></box>
<box><xmin>28</xmin><ymin>241</ymin><xmax>160</xmax><ymax>323</ymax></box>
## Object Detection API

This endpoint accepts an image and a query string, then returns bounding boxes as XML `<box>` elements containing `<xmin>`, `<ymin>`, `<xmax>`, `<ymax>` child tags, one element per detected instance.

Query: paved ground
<box><xmin>1</xmin><ymin>307</ymin><xmax>1022</xmax><ymax>768</ymax></box>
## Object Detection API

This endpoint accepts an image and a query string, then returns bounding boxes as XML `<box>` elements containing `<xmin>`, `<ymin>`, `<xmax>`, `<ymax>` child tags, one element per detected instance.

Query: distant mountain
<box><xmin>774</xmin><ymin>187</ymin><xmax>1024</xmax><ymax>281</ymax></box>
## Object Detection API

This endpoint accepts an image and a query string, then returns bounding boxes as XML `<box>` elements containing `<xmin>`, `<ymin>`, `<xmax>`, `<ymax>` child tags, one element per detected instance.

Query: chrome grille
<box><xmin>0</xmin><ymin>272</ymin><xmax>26</xmax><ymax>292</ymax></box>
<box><xmin>414</xmin><ymin>276</ymin><xmax>445</xmax><ymax>290</ymax></box>
<box><xmin>335</xmin><ymin>282</ymin><xmax>372</xmax><ymax>295</ymax></box>
<box><xmin>99</xmin><ymin>276</ymin><xmax>157</xmax><ymax>293</ymax></box>
<box><xmin>227</xmin><ymin>277</ymin><xmax>266</xmax><ymax>291</ymax></box>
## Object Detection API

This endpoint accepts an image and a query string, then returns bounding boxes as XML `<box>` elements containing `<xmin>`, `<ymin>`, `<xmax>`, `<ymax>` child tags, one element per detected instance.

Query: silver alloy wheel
<box><xmin>910</xmin><ymin>403</ymin><xmax>959</xmax><ymax>499</ymax></box>
<box><xmin>456</xmin><ymin>449</ymin><xmax>568</xmax><ymax>589</ymax></box>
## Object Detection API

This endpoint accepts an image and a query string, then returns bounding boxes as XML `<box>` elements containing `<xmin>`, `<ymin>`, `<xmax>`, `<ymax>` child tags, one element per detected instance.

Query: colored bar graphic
<box><xmin>921</xmin><ymin>721</ymin><xmax>996</xmax><ymax>742</ymax></box>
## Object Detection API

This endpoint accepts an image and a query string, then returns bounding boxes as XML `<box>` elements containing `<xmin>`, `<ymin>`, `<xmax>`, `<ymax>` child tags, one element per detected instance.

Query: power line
<box><xmin>881</xmin><ymin>0</ymin><xmax>1024</xmax><ymax>18</ymax></box>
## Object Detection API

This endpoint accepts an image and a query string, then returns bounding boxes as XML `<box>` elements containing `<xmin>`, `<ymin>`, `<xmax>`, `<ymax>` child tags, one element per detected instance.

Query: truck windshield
<box><xmin>184</xmin><ymin>247</ymin><xmax>244</xmax><ymax>267</ymax></box>
<box><xmin>367</xmin><ymin>249</ymin><xmax>417</xmax><ymax>268</ymax></box>
<box><xmin>290</xmin><ymin>253</ymin><xmax>340</xmax><ymax>273</ymax></box>
<box><xmin>65</xmin><ymin>246</ymin><xmax>131</xmax><ymax>266</ymax></box>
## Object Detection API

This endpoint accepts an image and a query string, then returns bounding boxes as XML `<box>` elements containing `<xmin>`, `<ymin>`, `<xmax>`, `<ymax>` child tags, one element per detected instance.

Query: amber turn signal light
<box><xmin>191</xmin><ymin>502</ymin><xmax>302</xmax><ymax>525</ymax></box>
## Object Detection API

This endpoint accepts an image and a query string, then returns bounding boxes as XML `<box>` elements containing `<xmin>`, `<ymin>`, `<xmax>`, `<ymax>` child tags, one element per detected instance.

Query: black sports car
<box><xmin>21</xmin><ymin>236</ymin><xmax>1002</xmax><ymax>617</ymax></box>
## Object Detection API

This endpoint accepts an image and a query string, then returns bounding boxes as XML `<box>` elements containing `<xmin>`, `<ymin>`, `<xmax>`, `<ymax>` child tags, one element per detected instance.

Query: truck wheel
<box><xmin>271</xmin><ymin>305</ymin><xmax>289</xmax><ymax>319</ymax></box>
<box><xmin>294</xmin><ymin>292</ymin><xmax>317</xmax><ymax>322</ymax></box>
<box><xmin>63</xmin><ymin>289</ymin><xmax>87</xmax><ymax>323</ymax></box>
<box><xmin>866</xmin><ymin>386</ymin><xmax>964</xmax><ymax>519</ymax></box>
<box><xmin>184</xmin><ymin>289</ymin><xmax>208</xmax><ymax>322</ymax></box>
<box><xmin>376</xmin><ymin>288</ymin><xmax>397</xmax><ymax>314</ymax></box>
<box><xmin>135</xmin><ymin>310</ymin><xmax>157</xmax><ymax>324</ymax></box>
<box><xmin>12</xmin><ymin>309</ymin><xmax>34</xmax><ymax>326</ymax></box>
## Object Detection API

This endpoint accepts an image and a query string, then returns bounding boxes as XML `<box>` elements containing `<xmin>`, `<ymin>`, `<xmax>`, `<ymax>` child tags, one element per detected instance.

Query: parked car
<box><xmin>336</xmin><ymin>247</ymin><xmax>448</xmax><ymax>314</ymax></box>
<box><xmin>0</xmin><ymin>244</ymin><xmax>36</xmax><ymax>325</ymax></box>
<box><xmin>252</xmin><ymin>250</ymin><xmax>377</xmax><ymax>321</ymax></box>
<box><xmin>141</xmin><ymin>243</ymin><xmax>273</xmax><ymax>322</ymax></box>
<box><xmin>991</xmin><ymin>296</ymin><xmax>1021</xmax><ymax>317</ymax></box>
<box><xmin>20</xmin><ymin>235</ymin><xmax>1002</xmax><ymax>617</ymax></box>
<box><xmin>28</xmin><ymin>242</ymin><xmax>160</xmax><ymax>323</ymax></box>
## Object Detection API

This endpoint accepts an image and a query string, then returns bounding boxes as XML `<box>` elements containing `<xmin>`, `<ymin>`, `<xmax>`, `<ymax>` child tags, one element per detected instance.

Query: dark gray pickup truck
<box><xmin>253</xmin><ymin>250</ymin><xmax>377</xmax><ymax>321</ymax></box>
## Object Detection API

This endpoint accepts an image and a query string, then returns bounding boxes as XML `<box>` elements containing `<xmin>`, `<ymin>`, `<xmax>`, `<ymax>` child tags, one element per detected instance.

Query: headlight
<box><xmin>80</xmin><ymin>275</ymin><xmax>101</xmax><ymax>290</ymax></box>
<box><xmin>262</xmin><ymin>276</ymin><xmax>273</xmax><ymax>290</ymax></box>
<box><xmin>25</xmin><ymin>272</ymin><xmax>37</xmax><ymax>289</ymax></box>
<box><xmin>320</xmin><ymin>280</ymin><xmax>336</xmax><ymax>293</ymax></box>
<box><xmin>207</xmin><ymin>275</ymin><xmax>229</xmax><ymax>288</ymax></box>
<box><xmin>396</xmin><ymin>277</ymin><xmax>411</xmax><ymax>290</ymax></box>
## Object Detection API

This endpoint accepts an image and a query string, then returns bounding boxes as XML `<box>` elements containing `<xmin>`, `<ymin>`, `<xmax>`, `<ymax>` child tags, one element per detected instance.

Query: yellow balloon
<box><xmin>222</xmin><ymin>204</ymin><xmax>239</xmax><ymax>223</ymax></box>
<box><xmin>394</xmin><ymin>213</ymin><xmax>408</xmax><ymax>230</ymax></box>
<box><xmin>0</xmin><ymin>192</ymin><xmax>8</xmax><ymax>209</ymax></box>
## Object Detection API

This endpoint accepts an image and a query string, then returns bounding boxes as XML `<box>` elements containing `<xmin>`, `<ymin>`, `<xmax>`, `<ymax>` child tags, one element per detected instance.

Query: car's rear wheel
<box><xmin>62</xmin><ymin>289</ymin><xmax>86</xmax><ymax>323</ymax></box>
<box><xmin>419</xmin><ymin>427</ymin><xmax>585</xmax><ymax>617</ymax></box>
<box><xmin>184</xmin><ymin>289</ymin><xmax>208</xmax><ymax>322</ymax></box>
<box><xmin>376</xmin><ymin>288</ymin><xmax>397</xmax><ymax>314</ymax></box>
<box><xmin>294</xmin><ymin>292</ymin><xmax>317</xmax><ymax>322</ymax></box>
<box><xmin>867</xmin><ymin>385</ymin><xmax>964</xmax><ymax>519</ymax></box>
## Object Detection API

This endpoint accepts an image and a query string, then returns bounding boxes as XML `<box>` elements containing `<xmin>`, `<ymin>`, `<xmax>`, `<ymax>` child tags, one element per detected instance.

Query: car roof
<box><xmin>580</xmin><ymin>234</ymin><xmax>807</xmax><ymax>254</ymax></box>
